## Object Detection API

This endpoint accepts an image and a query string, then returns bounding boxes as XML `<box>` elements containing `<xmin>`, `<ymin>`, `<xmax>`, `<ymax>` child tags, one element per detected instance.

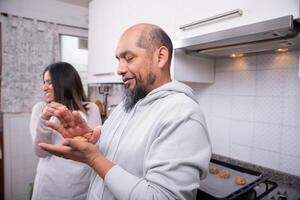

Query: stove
<box><xmin>196</xmin><ymin>159</ymin><xmax>278</xmax><ymax>200</ymax></box>
<box><xmin>197</xmin><ymin>180</ymin><xmax>277</xmax><ymax>200</ymax></box>
<box><xmin>262</xmin><ymin>183</ymin><xmax>300</xmax><ymax>200</ymax></box>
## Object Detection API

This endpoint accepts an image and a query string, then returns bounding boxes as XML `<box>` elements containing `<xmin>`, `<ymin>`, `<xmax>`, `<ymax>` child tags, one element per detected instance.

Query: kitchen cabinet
<box><xmin>174</xmin><ymin>49</ymin><xmax>215</xmax><ymax>83</ymax></box>
<box><xmin>88</xmin><ymin>0</ymin><xmax>175</xmax><ymax>83</ymax></box>
<box><xmin>89</xmin><ymin>0</ymin><xmax>300</xmax><ymax>84</ymax></box>
<box><xmin>174</xmin><ymin>0</ymin><xmax>300</xmax><ymax>40</ymax></box>
<box><xmin>88</xmin><ymin>0</ymin><xmax>123</xmax><ymax>83</ymax></box>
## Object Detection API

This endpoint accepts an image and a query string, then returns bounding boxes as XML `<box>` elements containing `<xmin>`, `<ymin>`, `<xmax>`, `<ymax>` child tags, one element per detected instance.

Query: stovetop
<box><xmin>261</xmin><ymin>183</ymin><xmax>300</xmax><ymax>200</ymax></box>
<box><xmin>197</xmin><ymin>179</ymin><xmax>300</xmax><ymax>200</ymax></box>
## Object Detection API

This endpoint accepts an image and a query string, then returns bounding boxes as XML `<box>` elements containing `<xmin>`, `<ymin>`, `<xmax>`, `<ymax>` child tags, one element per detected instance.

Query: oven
<box><xmin>196</xmin><ymin>159</ymin><xmax>277</xmax><ymax>200</ymax></box>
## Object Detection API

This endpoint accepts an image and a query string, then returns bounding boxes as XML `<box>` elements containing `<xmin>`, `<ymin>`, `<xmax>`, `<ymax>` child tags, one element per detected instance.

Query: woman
<box><xmin>30</xmin><ymin>62</ymin><xmax>101</xmax><ymax>200</ymax></box>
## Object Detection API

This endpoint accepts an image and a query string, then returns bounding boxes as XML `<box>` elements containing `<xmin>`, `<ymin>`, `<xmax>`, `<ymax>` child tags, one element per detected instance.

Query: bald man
<box><xmin>40</xmin><ymin>23</ymin><xmax>211</xmax><ymax>200</ymax></box>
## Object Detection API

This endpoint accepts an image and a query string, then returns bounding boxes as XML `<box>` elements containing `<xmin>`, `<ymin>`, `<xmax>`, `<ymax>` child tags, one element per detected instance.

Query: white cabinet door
<box><xmin>119</xmin><ymin>0</ymin><xmax>176</xmax><ymax>79</ymax></box>
<box><xmin>88</xmin><ymin>0</ymin><xmax>175</xmax><ymax>84</ymax></box>
<box><xmin>175</xmin><ymin>0</ymin><xmax>300</xmax><ymax>40</ymax></box>
<box><xmin>121</xmin><ymin>0</ymin><xmax>175</xmax><ymax>39</ymax></box>
<box><xmin>88</xmin><ymin>0</ymin><xmax>124</xmax><ymax>83</ymax></box>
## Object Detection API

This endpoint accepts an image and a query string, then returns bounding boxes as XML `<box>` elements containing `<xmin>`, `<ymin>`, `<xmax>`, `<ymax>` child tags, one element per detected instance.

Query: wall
<box><xmin>4</xmin><ymin>114</ymin><xmax>38</xmax><ymax>200</ymax></box>
<box><xmin>188</xmin><ymin>50</ymin><xmax>300</xmax><ymax>176</ymax></box>
<box><xmin>0</xmin><ymin>0</ymin><xmax>88</xmax><ymax>28</ymax></box>
<box><xmin>0</xmin><ymin>1</ymin><xmax>88</xmax><ymax>199</ymax></box>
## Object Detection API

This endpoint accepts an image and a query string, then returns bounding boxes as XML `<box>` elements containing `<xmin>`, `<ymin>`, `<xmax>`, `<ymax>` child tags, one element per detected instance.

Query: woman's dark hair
<box><xmin>43</xmin><ymin>62</ymin><xmax>89</xmax><ymax>114</ymax></box>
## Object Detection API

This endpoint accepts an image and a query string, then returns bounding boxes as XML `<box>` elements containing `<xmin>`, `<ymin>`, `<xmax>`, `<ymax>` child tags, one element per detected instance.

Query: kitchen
<box><xmin>0</xmin><ymin>0</ymin><xmax>300</xmax><ymax>200</ymax></box>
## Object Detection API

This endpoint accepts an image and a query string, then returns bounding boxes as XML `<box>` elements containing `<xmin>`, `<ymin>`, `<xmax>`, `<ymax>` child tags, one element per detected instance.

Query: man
<box><xmin>40</xmin><ymin>23</ymin><xmax>211</xmax><ymax>200</ymax></box>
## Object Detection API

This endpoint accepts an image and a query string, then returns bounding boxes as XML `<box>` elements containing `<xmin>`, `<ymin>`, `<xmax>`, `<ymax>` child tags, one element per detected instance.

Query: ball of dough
<box><xmin>235</xmin><ymin>176</ymin><xmax>246</xmax><ymax>185</ymax></box>
<box><xmin>219</xmin><ymin>169</ymin><xmax>230</xmax><ymax>179</ymax></box>
<box><xmin>209</xmin><ymin>165</ymin><xmax>219</xmax><ymax>174</ymax></box>
<box><xmin>73</xmin><ymin>136</ymin><xmax>87</xmax><ymax>142</ymax></box>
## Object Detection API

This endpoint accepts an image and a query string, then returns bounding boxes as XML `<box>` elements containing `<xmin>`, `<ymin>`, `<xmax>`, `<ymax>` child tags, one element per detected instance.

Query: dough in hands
<box><xmin>73</xmin><ymin>136</ymin><xmax>87</xmax><ymax>142</ymax></box>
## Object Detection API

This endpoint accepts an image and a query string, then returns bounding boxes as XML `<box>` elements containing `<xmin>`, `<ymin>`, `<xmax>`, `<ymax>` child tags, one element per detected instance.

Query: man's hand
<box><xmin>45</xmin><ymin>102</ymin><xmax>100</xmax><ymax>144</ymax></box>
<box><xmin>39</xmin><ymin>139</ymin><xmax>114</xmax><ymax>178</ymax></box>
<box><xmin>39</xmin><ymin>139</ymin><xmax>100</xmax><ymax>165</ymax></box>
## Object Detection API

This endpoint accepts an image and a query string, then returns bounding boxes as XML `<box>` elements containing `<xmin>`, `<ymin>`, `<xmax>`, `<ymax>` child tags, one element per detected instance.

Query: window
<box><xmin>60</xmin><ymin>35</ymin><xmax>88</xmax><ymax>93</ymax></box>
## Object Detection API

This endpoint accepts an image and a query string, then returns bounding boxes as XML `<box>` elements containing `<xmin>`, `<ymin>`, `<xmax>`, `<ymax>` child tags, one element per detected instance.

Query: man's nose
<box><xmin>117</xmin><ymin>60</ymin><xmax>127</xmax><ymax>75</ymax></box>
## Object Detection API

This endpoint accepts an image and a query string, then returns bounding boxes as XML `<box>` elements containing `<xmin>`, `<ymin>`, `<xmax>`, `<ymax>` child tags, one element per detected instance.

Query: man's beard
<box><xmin>123</xmin><ymin>72</ymin><xmax>156</xmax><ymax>112</ymax></box>
<box><xmin>124</xmin><ymin>83</ymin><xmax>147</xmax><ymax>112</ymax></box>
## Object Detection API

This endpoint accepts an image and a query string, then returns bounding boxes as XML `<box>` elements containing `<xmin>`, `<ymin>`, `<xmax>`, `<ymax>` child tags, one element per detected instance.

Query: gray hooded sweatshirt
<box><xmin>87</xmin><ymin>81</ymin><xmax>212</xmax><ymax>200</ymax></box>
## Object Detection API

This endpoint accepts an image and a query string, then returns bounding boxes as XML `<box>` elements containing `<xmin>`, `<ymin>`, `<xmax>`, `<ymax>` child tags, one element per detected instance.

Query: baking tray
<box><xmin>199</xmin><ymin>159</ymin><xmax>264</xmax><ymax>199</ymax></box>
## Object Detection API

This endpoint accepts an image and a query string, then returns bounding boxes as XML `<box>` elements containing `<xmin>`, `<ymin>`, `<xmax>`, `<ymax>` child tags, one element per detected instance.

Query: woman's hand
<box><xmin>42</xmin><ymin>102</ymin><xmax>59</xmax><ymax>120</ymax></box>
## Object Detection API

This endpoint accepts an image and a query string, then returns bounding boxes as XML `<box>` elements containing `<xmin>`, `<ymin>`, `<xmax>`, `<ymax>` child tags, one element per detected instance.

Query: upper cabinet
<box><xmin>88</xmin><ymin>0</ymin><xmax>299</xmax><ymax>84</ymax></box>
<box><xmin>88</xmin><ymin>0</ymin><xmax>123</xmax><ymax>83</ymax></box>
<box><xmin>174</xmin><ymin>0</ymin><xmax>300</xmax><ymax>40</ymax></box>
<box><xmin>88</xmin><ymin>0</ymin><xmax>175</xmax><ymax>84</ymax></box>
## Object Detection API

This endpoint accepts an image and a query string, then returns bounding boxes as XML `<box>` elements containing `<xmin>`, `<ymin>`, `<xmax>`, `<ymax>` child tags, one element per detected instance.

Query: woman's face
<box><xmin>43</xmin><ymin>71</ymin><xmax>54</xmax><ymax>102</ymax></box>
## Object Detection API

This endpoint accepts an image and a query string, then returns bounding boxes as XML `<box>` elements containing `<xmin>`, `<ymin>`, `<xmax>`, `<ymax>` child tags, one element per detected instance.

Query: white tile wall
<box><xmin>212</xmin><ymin>139</ymin><xmax>231</xmax><ymax>157</ymax></box>
<box><xmin>233</xmin><ymin>70</ymin><xmax>256</xmax><ymax>96</ymax></box>
<box><xmin>210</xmin><ymin>117</ymin><xmax>231</xmax><ymax>142</ymax></box>
<box><xmin>210</xmin><ymin>72</ymin><xmax>233</xmax><ymax>95</ymax></box>
<box><xmin>283</xmin><ymin>68</ymin><xmax>300</xmax><ymax>97</ymax></box>
<box><xmin>215</xmin><ymin>58</ymin><xmax>234</xmax><ymax>72</ymax></box>
<box><xmin>188</xmin><ymin>50</ymin><xmax>300</xmax><ymax>176</ymax></box>
<box><xmin>232</xmin><ymin>55</ymin><xmax>257</xmax><ymax>71</ymax></box>
<box><xmin>231</xmin><ymin>96</ymin><xmax>255</xmax><ymax>121</ymax></box>
<box><xmin>282</xmin><ymin>97</ymin><xmax>300</xmax><ymax>127</ymax></box>
<box><xmin>254</xmin><ymin>97</ymin><xmax>283</xmax><ymax>124</ymax></box>
<box><xmin>255</xmin><ymin>69</ymin><xmax>285</xmax><ymax>97</ymax></box>
<box><xmin>211</xmin><ymin>95</ymin><xmax>232</xmax><ymax>118</ymax></box>
<box><xmin>253</xmin><ymin>123</ymin><xmax>282</xmax><ymax>153</ymax></box>
<box><xmin>252</xmin><ymin>148</ymin><xmax>280</xmax><ymax>170</ymax></box>
<box><xmin>279</xmin><ymin>155</ymin><xmax>300</xmax><ymax>176</ymax></box>
<box><xmin>281</xmin><ymin>126</ymin><xmax>300</xmax><ymax>157</ymax></box>
<box><xmin>197</xmin><ymin>94</ymin><xmax>212</xmax><ymax>117</ymax></box>
<box><xmin>230</xmin><ymin>144</ymin><xmax>252</xmax><ymax>162</ymax></box>
<box><xmin>256</xmin><ymin>51</ymin><xmax>298</xmax><ymax>70</ymax></box>
<box><xmin>230</xmin><ymin>120</ymin><xmax>254</xmax><ymax>147</ymax></box>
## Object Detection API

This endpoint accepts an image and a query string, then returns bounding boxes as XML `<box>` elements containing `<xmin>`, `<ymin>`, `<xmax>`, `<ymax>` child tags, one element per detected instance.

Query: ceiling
<box><xmin>56</xmin><ymin>0</ymin><xmax>92</xmax><ymax>8</ymax></box>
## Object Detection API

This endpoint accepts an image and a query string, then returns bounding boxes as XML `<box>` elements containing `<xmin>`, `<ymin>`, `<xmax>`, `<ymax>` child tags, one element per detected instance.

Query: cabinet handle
<box><xmin>93</xmin><ymin>72</ymin><xmax>115</xmax><ymax>76</ymax></box>
<box><xmin>179</xmin><ymin>9</ymin><xmax>243</xmax><ymax>30</ymax></box>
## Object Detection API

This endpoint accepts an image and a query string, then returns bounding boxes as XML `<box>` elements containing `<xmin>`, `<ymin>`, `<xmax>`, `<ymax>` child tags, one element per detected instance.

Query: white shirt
<box><xmin>30</xmin><ymin>101</ymin><xmax>101</xmax><ymax>200</ymax></box>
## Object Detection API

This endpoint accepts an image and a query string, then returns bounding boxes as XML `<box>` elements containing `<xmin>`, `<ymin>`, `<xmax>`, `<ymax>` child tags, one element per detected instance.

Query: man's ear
<box><xmin>155</xmin><ymin>46</ymin><xmax>169</xmax><ymax>69</ymax></box>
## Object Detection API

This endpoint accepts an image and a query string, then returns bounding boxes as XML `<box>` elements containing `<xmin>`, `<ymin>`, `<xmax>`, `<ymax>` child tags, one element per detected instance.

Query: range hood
<box><xmin>174</xmin><ymin>15</ymin><xmax>300</xmax><ymax>58</ymax></box>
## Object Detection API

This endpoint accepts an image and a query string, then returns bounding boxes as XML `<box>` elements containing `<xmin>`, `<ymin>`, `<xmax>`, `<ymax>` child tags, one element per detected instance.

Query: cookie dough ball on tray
<box><xmin>209</xmin><ymin>165</ymin><xmax>219</xmax><ymax>174</ymax></box>
<box><xmin>235</xmin><ymin>176</ymin><xmax>247</xmax><ymax>185</ymax></box>
<box><xmin>219</xmin><ymin>169</ymin><xmax>230</xmax><ymax>179</ymax></box>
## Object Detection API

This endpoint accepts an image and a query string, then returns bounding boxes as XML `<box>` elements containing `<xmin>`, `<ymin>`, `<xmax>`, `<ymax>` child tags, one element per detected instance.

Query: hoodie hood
<box><xmin>138</xmin><ymin>80</ymin><xmax>199</xmax><ymax>106</ymax></box>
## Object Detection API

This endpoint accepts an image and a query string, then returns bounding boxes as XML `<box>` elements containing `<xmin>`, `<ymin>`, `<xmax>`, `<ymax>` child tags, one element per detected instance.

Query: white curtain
<box><xmin>1</xmin><ymin>15</ymin><xmax>60</xmax><ymax>113</ymax></box>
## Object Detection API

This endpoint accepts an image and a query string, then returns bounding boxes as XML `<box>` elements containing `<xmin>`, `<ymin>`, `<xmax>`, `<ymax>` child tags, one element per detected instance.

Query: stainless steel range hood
<box><xmin>173</xmin><ymin>15</ymin><xmax>300</xmax><ymax>58</ymax></box>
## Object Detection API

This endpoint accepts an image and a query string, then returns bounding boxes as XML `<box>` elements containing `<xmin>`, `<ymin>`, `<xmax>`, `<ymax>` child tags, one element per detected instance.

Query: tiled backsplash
<box><xmin>187</xmin><ymin>50</ymin><xmax>300</xmax><ymax>177</ymax></box>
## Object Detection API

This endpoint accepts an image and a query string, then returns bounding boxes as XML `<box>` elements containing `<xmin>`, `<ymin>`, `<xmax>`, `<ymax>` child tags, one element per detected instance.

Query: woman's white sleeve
<box><xmin>30</xmin><ymin>102</ymin><xmax>53</xmax><ymax>158</ymax></box>
<box><xmin>87</xmin><ymin>102</ymin><xmax>102</xmax><ymax>128</ymax></box>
